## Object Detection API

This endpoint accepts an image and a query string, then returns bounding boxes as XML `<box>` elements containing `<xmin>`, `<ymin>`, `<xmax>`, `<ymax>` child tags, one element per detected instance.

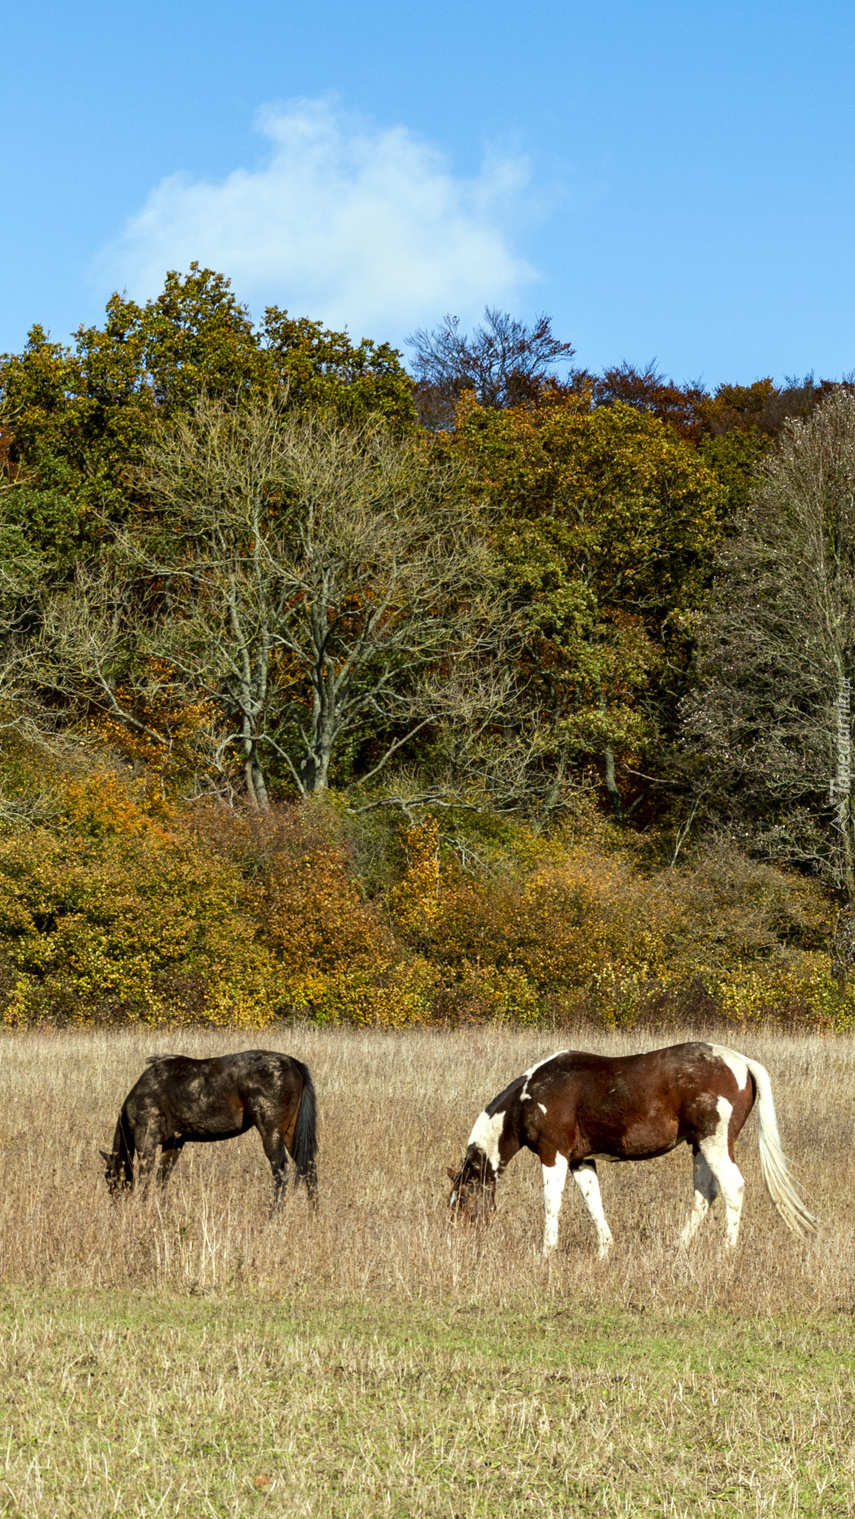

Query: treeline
<box><xmin>0</xmin><ymin>267</ymin><xmax>851</xmax><ymax>1028</ymax></box>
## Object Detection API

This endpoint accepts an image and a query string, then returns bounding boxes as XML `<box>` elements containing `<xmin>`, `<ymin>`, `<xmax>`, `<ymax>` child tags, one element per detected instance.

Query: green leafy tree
<box><xmin>261</xmin><ymin>309</ymin><xmax>416</xmax><ymax>432</ymax></box>
<box><xmin>0</xmin><ymin>265</ymin><xmax>416</xmax><ymax>548</ymax></box>
<box><xmin>451</xmin><ymin>389</ymin><xmax>724</xmax><ymax>817</ymax></box>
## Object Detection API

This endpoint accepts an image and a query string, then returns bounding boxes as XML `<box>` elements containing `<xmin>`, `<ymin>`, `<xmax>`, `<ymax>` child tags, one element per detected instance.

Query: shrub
<box><xmin>187</xmin><ymin>801</ymin><xmax>433</xmax><ymax>1026</ymax></box>
<box><xmin>0</xmin><ymin>753</ymin><xmax>845</xmax><ymax>1030</ymax></box>
<box><xmin>389</xmin><ymin>821</ymin><xmax>839</xmax><ymax>1029</ymax></box>
<box><xmin>0</xmin><ymin>770</ymin><xmax>280</xmax><ymax>1027</ymax></box>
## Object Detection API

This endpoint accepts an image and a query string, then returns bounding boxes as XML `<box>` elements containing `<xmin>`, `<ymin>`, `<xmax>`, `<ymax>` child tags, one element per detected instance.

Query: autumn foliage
<box><xmin>0</xmin><ymin>770</ymin><xmax>279</xmax><ymax>1028</ymax></box>
<box><xmin>387</xmin><ymin>819</ymin><xmax>836</xmax><ymax>1030</ymax></box>
<box><xmin>0</xmin><ymin>747</ymin><xmax>840</xmax><ymax>1031</ymax></box>
<box><xmin>2</xmin><ymin>274</ymin><xmax>853</xmax><ymax>1028</ymax></box>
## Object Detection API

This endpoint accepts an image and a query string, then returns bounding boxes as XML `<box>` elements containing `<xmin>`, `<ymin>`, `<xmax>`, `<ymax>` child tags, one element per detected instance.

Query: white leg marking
<box><xmin>573</xmin><ymin>1163</ymin><xmax>614</xmax><ymax>1259</ymax></box>
<box><xmin>466</xmin><ymin>1109</ymin><xmax>506</xmax><ymax>1174</ymax></box>
<box><xmin>679</xmin><ymin>1149</ymin><xmax>719</xmax><ymax>1247</ymax></box>
<box><xmin>698</xmin><ymin>1095</ymin><xmax>745</xmax><ymax>1248</ymax></box>
<box><xmin>541</xmin><ymin>1154</ymin><xmax>569</xmax><ymax>1257</ymax></box>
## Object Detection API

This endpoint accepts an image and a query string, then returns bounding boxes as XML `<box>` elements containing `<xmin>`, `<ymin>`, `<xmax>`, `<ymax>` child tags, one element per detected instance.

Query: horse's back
<box><xmin>532</xmin><ymin>1041</ymin><xmax>734</xmax><ymax>1097</ymax></box>
<box><xmin>142</xmin><ymin>1049</ymin><xmax>303</xmax><ymax>1087</ymax></box>
<box><xmin>125</xmin><ymin>1050</ymin><xmax>307</xmax><ymax>1133</ymax></box>
<box><xmin>523</xmin><ymin>1041</ymin><xmax>753</xmax><ymax>1160</ymax></box>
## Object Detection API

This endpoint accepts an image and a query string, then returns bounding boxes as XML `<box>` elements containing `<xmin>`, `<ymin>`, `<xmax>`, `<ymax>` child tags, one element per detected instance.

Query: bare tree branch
<box><xmin>118</xmin><ymin>397</ymin><xmax>503</xmax><ymax>803</ymax></box>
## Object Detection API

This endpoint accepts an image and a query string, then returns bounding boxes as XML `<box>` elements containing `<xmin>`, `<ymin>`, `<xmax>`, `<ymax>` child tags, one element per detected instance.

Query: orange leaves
<box><xmin>264</xmin><ymin>839</ymin><xmax>392</xmax><ymax>977</ymax></box>
<box><xmin>202</xmin><ymin>802</ymin><xmax>427</xmax><ymax>1027</ymax></box>
<box><xmin>61</xmin><ymin>769</ymin><xmax>169</xmax><ymax>842</ymax></box>
<box><xmin>84</xmin><ymin>657</ymin><xmax>219</xmax><ymax>789</ymax></box>
<box><xmin>0</xmin><ymin>764</ymin><xmax>841</xmax><ymax>1031</ymax></box>
<box><xmin>250</xmin><ymin>804</ymin><xmax>391</xmax><ymax>979</ymax></box>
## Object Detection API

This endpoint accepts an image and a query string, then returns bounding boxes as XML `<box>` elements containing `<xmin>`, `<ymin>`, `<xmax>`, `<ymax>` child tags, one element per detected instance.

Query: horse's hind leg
<box><xmin>572</xmin><ymin>1161</ymin><xmax>614</xmax><ymax>1260</ymax></box>
<box><xmin>680</xmin><ymin>1147</ymin><xmax>719</xmax><ymax>1248</ymax></box>
<box><xmin>698</xmin><ymin>1102</ymin><xmax>745</xmax><ymax>1248</ymax></box>
<box><xmin>257</xmin><ymin>1126</ymin><xmax>289</xmax><ymax>1208</ymax></box>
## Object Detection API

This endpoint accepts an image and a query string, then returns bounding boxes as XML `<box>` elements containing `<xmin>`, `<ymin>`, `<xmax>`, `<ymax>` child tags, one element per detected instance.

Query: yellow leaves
<box><xmin>0</xmin><ymin>764</ymin><xmax>842</xmax><ymax>1031</ymax></box>
<box><xmin>440</xmin><ymin>961</ymin><xmax>541</xmax><ymax>1026</ymax></box>
<box><xmin>388</xmin><ymin>818</ymin><xmax>441</xmax><ymax>938</ymax></box>
<box><xmin>381</xmin><ymin>825</ymin><xmax>837</xmax><ymax>1030</ymax></box>
<box><xmin>276</xmin><ymin>957</ymin><xmax>436</xmax><ymax>1028</ymax></box>
<box><xmin>2</xmin><ymin>979</ymin><xmax>32</xmax><ymax>1028</ymax></box>
<box><xmin>0</xmin><ymin>768</ymin><xmax>278</xmax><ymax>1027</ymax></box>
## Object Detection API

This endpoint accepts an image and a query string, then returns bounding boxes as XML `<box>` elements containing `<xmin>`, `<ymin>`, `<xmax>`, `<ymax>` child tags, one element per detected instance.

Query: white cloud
<box><xmin>99</xmin><ymin>98</ymin><xmax>537</xmax><ymax>343</ymax></box>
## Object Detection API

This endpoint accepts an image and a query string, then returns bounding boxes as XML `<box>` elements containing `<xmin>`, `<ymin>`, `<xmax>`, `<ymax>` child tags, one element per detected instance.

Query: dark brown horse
<box><xmin>447</xmin><ymin>1041</ymin><xmax>815</xmax><ymax>1255</ymax></box>
<box><xmin>102</xmin><ymin>1050</ymin><xmax>318</xmax><ymax>1206</ymax></box>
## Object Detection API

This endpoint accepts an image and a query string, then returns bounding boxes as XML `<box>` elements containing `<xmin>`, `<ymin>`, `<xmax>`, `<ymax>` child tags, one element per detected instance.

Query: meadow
<box><xmin>1</xmin><ymin>1023</ymin><xmax>854</xmax><ymax>1517</ymax></box>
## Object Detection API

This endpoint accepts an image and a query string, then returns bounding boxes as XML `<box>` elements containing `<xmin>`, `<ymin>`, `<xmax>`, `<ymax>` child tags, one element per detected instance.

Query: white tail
<box><xmin>745</xmin><ymin>1056</ymin><xmax>817</xmax><ymax>1237</ymax></box>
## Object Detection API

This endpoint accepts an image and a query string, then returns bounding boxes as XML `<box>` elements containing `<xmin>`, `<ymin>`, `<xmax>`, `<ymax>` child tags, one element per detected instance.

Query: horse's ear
<box><xmin>446</xmin><ymin>1167</ymin><xmax>457</xmax><ymax>1180</ymax></box>
<box><xmin>99</xmin><ymin>1150</ymin><xmax>111</xmax><ymax>1163</ymax></box>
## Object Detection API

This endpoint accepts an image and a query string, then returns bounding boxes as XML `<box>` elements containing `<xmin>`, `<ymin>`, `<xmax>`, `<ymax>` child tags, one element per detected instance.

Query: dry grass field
<box><xmin>1</xmin><ymin>1023</ymin><xmax>854</xmax><ymax>1517</ymax></box>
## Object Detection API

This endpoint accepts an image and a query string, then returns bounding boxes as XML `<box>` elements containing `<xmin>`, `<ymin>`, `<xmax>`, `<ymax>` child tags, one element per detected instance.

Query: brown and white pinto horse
<box><xmin>447</xmin><ymin>1042</ymin><xmax>816</xmax><ymax>1256</ymax></box>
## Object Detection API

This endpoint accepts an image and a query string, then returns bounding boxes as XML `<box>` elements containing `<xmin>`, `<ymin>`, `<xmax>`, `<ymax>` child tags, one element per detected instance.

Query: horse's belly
<box><xmin>174</xmin><ymin>1098</ymin><xmax>248</xmax><ymax>1141</ymax></box>
<box><xmin>584</xmin><ymin>1115</ymin><xmax>680</xmax><ymax>1160</ymax></box>
<box><xmin>183</xmin><ymin>1124</ymin><xmax>246</xmax><ymax>1144</ymax></box>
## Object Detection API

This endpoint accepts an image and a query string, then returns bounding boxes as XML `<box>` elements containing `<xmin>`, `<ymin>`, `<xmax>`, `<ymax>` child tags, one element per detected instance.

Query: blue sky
<box><xmin>4</xmin><ymin>1</ymin><xmax>855</xmax><ymax>386</ymax></box>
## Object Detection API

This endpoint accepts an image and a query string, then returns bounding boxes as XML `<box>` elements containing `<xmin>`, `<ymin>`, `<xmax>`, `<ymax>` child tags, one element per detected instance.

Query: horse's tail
<box><xmin>113</xmin><ymin>1105</ymin><xmax>136</xmax><ymax>1190</ymax></box>
<box><xmin>745</xmin><ymin>1056</ymin><xmax>816</xmax><ymax>1237</ymax></box>
<box><xmin>290</xmin><ymin>1059</ymin><xmax>318</xmax><ymax>1205</ymax></box>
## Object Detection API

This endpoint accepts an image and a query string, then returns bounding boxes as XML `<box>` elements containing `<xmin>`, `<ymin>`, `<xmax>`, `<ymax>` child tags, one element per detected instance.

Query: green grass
<box><xmin>2</xmin><ymin>1288</ymin><xmax>855</xmax><ymax>1518</ymax></box>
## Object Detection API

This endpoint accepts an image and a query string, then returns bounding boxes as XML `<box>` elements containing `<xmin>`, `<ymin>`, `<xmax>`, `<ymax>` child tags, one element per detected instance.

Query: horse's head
<box><xmin>446</xmin><ymin>1147</ymin><xmax>497</xmax><ymax>1230</ymax></box>
<box><xmin>100</xmin><ymin>1148</ymin><xmax>131</xmax><ymax>1197</ymax></box>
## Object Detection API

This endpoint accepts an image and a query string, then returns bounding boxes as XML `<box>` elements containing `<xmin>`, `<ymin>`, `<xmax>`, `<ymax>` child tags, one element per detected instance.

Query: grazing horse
<box><xmin>101</xmin><ymin>1050</ymin><xmax>318</xmax><ymax>1206</ymax></box>
<box><xmin>447</xmin><ymin>1041</ymin><xmax>816</xmax><ymax>1256</ymax></box>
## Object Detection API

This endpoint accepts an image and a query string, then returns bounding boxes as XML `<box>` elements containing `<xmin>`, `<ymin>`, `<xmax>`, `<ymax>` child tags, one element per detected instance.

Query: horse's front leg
<box><xmin>572</xmin><ymin>1161</ymin><xmax>614</xmax><ymax>1259</ymax></box>
<box><xmin>134</xmin><ymin>1109</ymin><xmax>164</xmax><ymax>1197</ymax></box>
<box><xmin>157</xmin><ymin>1139</ymin><xmax>184</xmax><ymax>1190</ymax></box>
<box><xmin>541</xmin><ymin>1153</ymin><xmax>569</xmax><ymax>1256</ymax></box>
<box><xmin>136</xmin><ymin>1140</ymin><xmax>159</xmax><ymax>1196</ymax></box>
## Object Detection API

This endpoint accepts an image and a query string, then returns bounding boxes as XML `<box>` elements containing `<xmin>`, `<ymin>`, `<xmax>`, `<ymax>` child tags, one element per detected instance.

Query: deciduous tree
<box><xmin>78</xmin><ymin>398</ymin><xmax>497</xmax><ymax>805</ymax></box>
<box><xmin>689</xmin><ymin>389</ymin><xmax>855</xmax><ymax>982</ymax></box>
<box><xmin>451</xmin><ymin>390</ymin><xmax>724</xmax><ymax>816</ymax></box>
<box><xmin>0</xmin><ymin>266</ymin><xmax>417</xmax><ymax>559</ymax></box>
<box><xmin>407</xmin><ymin>308</ymin><xmax>575</xmax><ymax>428</ymax></box>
